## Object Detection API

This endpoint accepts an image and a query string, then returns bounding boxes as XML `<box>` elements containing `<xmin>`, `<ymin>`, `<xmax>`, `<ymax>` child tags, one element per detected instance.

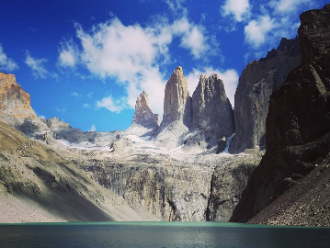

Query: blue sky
<box><xmin>0</xmin><ymin>0</ymin><xmax>326</xmax><ymax>132</ymax></box>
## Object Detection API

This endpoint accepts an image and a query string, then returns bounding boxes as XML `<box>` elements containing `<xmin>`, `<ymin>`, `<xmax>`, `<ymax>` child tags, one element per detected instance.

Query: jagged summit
<box><xmin>131</xmin><ymin>91</ymin><xmax>160</xmax><ymax>129</ymax></box>
<box><xmin>161</xmin><ymin>66</ymin><xmax>192</xmax><ymax>128</ymax></box>
<box><xmin>182</xmin><ymin>73</ymin><xmax>235</xmax><ymax>152</ymax></box>
<box><xmin>230</xmin><ymin>3</ymin><xmax>330</xmax><ymax>225</ymax></box>
<box><xmin>192</xmin><ymin>73</ymin><xmax>234</xmax><ymax>138</ymax></box>
<box><xmin>229</xmin><ymin>36</ymin><xmax>301</xmax><ymax>154</ymax></box>
<box><xmin>45</xmin><ymin>116</ymin><xmax>70</xmax><ymax>130</ymax></box>
<box><xmin>0</xmin><ymin>71</ymin><xmax>38</xmax><ymax>124</ymax></box>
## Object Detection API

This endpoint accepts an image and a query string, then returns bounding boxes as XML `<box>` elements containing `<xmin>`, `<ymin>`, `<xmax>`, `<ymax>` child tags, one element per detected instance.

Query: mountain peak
<box><xmin>0</xmin><ymin>71</ymin><xmax>37</xmax><ymax>124</ymax></box>
<box><xmin>161</xmin><ymin>66</ymin><xmax>192</xmax><ymax>128</ymax></box>
<box><xmin>131</xmin><ymin>91</ymin><xmax>160</xmax><ymax>129</ymax></box>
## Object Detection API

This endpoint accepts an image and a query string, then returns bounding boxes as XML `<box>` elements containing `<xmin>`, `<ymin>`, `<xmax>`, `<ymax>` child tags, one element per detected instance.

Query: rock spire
<box><xmin>192</xmin><ymin>73</ymin><xmax>234</xmax><ymax>142</ymax></box>
<box><xmin>161</xmin><ymin>66</ymin><xmax>192</xmax><ymax>128</ymax></box>
<box><xmin>132</xmin><ymin>91</ymin><xmax>160</xmax><ymax>129</ymax></box>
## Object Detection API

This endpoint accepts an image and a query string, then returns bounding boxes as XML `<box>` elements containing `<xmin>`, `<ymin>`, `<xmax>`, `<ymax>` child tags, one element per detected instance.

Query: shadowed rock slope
<box><xmin>230</xmin><ymin>4</ymin><xmax>330</xmax><ymax>225</ymax></box>
<box><xmin>0</xmin><ymin>120</ymin><xmax>157</xmax><ymax>222</ymax></box>
<box><xmin>229</xmin><ymin>37</ymin><xmax>301</xmax><ymax>154</ymax></box>
<box><xmin>187</xmin><ymin>74</ymin><xmax>234</xmax><ymax>152</ymax></box>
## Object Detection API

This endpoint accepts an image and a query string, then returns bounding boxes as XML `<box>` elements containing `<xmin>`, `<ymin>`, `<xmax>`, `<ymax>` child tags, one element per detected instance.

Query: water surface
<box><xmin>0</xmin><ymin>222</ymin><xmax>329</xmax><ymax>248</ymax></box>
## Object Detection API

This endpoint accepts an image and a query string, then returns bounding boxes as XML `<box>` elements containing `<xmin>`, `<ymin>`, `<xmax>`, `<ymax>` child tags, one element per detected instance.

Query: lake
<box><xmin>0</xmin><ymin>222</ymin><xmax>329</xmax><ymax>248</ymax></box>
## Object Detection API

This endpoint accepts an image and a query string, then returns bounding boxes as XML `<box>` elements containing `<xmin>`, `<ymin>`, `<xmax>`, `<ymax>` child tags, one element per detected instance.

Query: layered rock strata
<box><xmin>229</xmin><ymin>37</ymin><xmax>301</xmax><ymax>154</ymax></box>
<box><xmin>78</xmin><ymin>154</ymin><xmax>213</xmax><ymax>221</ymax></box>
<box><xmin>230</xmin><ymin>4</ymin><xmax>330</xmax><ymax>223</ymax></box>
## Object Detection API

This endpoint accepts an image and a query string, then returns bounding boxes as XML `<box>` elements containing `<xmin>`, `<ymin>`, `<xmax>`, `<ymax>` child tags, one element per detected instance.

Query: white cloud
<box><xmin>96</xmin><ymin>95</ymin><xmax>127</xmax><ymax>113</ymax></box>
<box><xmin>244</xmin><ymin>15</ymin><xmax>275</xmax><ymax>48</ymax></box>
<box><xmin>90</xmin><ymin>124</ymin><xmax>97</xmax><ymax>131</ymax></box>
<box><xmin>71</xmin><ymin>92</ymin><xmax>82</xmax><ymax>98</ymax></box>
<box><xmin>83</xmin><ymin>103</ymin><xmax>91</xmax><ymax>108</ymax></box>
<box><xmin>165</xmin><ymin>0</ymin><xmax>187</xmax><ymax>16</ymax></box>
<box><xmin>0</xmin><ymin>44</ymin><xmax>19</xmax><ymax>71</ymax></box>
<box><xmin>72</xmin><ymin>16</ymin><xmax>215</xmax><ymax>115</ymax></box>
<box><xmin>185</xmin><ymin>67</ymin><xmax>239</xmax><ymax>107</ymax></box>
<box><xmin>55</xmin><ymin>107</ymin><xmax>66</xmax><ymax>113</ymax></box>
<box><xmin>270</xmin><ymin>0</ymin><xmax>313</xmax><ymax>14</ymax></box>
<box><xmin>58</xmin><ymin>40</ymin><xmax>78</xmax><ymax>68</ymax></box>
<box><xmin>222</xmin><ymin>0</ymin><xmax>250</xmax><ymax>22</ymax></box>
<box><xmin>171</xmin><ymin>17</ymin><xmax>211</xmax><ymax>58</ymax></box>
<box><xmin>180</xmin><ymin>25</ymin><xmax>207</xmax><ymax>59</ymax></box>
<box><xmin>25</xmin><ymin>51</ymin><xmax>48</xmax><ymax>79</ymax></box>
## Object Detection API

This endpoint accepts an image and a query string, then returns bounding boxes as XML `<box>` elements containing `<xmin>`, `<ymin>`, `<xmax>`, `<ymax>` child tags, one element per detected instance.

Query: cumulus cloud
<box><xmin>0</xmin><ymin>44</ymin><xmax>19</xmax><ymax>71</ymax></box>
<box><xmin>70</xmin><ymin>15</ymin><xmax>215</xmax><ymax>115</ymax></box>
<box><xmin>171</xmin><ymin>17</ymin><xmax>211</xmax><ymax>59</ymax></box>
<box><xmin>25</xmin><ymin>51</ymin><xmax>48</xmax><ymax>79</ymax></box>
<box><xmin>96</xmin><ymin>95</ymin><xmax>127</xmax><ymax>113</ymax></box>
<box><xmin>222</xmin><ymin>0</ymin><xmax>250</xmax><ymax>22</ymax></box>
<box><xmin>83</xmin><ymin>103</ymin><xmax>91</xmax><ymax>108</ymax></box>
<box><xmin>244</xmin><ymin>15</ymin><xmax>275</xmax><ymax>48</ymax></box>
<box><xmin>58</xmin><ymin>40</ymin><xmax>78</xmax><ymax>68</ymax></box>
<box><xmin>180</xmin><ymin>25</ymin><xmax>207</xmax><ymax>58</ymax></box>
<box><xmin>185</xmin><ymin>67</ymin><xmax>239</xmax><ymax>107</ymax></box>
<box><xmin>90</xmin><ymin>124</ymin><xmax>97</xmax><ymax>131</ymax></box>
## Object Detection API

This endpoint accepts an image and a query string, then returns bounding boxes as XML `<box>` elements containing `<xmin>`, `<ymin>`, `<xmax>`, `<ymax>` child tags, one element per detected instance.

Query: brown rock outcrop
<box><xmin>229</xmin><ymin>38</ymin><xmax>301</xmax><ymax>154</ymax></box>
<box><xmin>0</xmin><ymin>72</ymin><xmax>37</xmax><ymax>124</ymax></box>
<box><xmin>191</xmin><ymin>74</ymin><xmax>234</xmax><ymax>149</ymax></box>
<box><xmin>230</xmin><ymin>4</ymin><xmax>330</xmax><ymax>224</ymax></box>
<box><xmin>161</xmin><ymin>66</ymin><xmax>192</xmax><ymax>128</ymax></box>
<box><xmin>132</xmin><ymin>91</ymin><xmax>160</xmax><ymax>129</ymax></box>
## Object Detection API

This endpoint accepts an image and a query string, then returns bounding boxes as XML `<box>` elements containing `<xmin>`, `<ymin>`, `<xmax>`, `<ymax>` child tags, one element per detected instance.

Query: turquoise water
<box><xmin>0</xmin><ymin>222</ymin><xmax>329</xmax><ymax>248</ymax></box>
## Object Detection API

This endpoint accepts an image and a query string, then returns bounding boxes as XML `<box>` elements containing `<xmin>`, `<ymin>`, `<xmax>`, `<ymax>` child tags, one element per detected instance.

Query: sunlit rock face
<box><xmin>190</xmin><ymin>74</ymin><xmax>234</xmax><ymax>151</ymax></box>
<box><xmin>0</xmin><ymin>71</ymin><xmax>50</xmax><ymax>138</ymax></box>
<box><xmin>132</xmin><ymin>91</ymin><xmax>160</xmax><ymax>129</ymax></box>
<box><xmin>229</xmin><ymin>37</ymin><xmax>301</xmax><ymax>154</ymax></box>
<box><xmin>161</xmin><ymin>66</ymin><xmax>192</xmax><ymax>128</ymax></box>
<box><xmin>230</xmin><ymin>3</ymin><xmax>330</xmax><ymax>224</ymax></box>
<box><xmin>79</xmin><ymin>154</ymin><xmax>213</xmax><ymax>221</ymax></box>
<box><xmin>0</xmin><ymin>72</ymin><xmax>37</xmax><ymax>123</ymax></box>
<box><xmin>154</xmin><ymin>66</ymin><xmax>192</xmax><ymax>148</ymax></box>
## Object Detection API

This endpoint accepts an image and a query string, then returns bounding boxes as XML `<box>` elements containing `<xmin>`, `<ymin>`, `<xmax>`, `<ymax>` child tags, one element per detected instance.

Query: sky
<box><xmin>0</xmin><ymin>0</ymin><xmax>327</xmax><ymax>132</ymax></box>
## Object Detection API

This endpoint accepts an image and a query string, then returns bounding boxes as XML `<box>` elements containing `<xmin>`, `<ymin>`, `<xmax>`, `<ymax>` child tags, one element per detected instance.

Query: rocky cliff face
<box><xmin>229</xmin><ymin>38</ymin><xmax>301</xmax><ymax>154</ymax></box>
<box><xmin>77</xmin><ymin>152</ymin><xmax>261</xmax><ymax>222</ymax></box>
<box><xmin>0</xmin><ymin>72</ymin><xmax>37</xmax><ymax>124</ymax></box>
<box><xmin>161</xmin><ymin>66</ymin><xmax>192</xmax><ymax>128</ymax></box>
<box><xmin>78</xmin><ymin>154</ymin><xmax>213</xmax><ymax>221</ymax></box>
<box><xmin>0</xmin><ymin>72</ymin><xmax>51</xmax><ymax>139</ymax></box>
<box><xmin>190</xmin><ymin>74</ymin><xmax>234</xmax><ymax>151</ymax></box>
<box><xmin>131</xmin><ymin>91</ymin><xmax>160</xmax><ymax>129</ymax></box>
<box><xmin>230</xmin><ymin>4</ymin><xmax>330</xmax><ymax>223</ymax></box>
<box><xmin>206</xmin><ymin>152</ymin><xmax>263</xmax><ymax>221</ymax></box>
